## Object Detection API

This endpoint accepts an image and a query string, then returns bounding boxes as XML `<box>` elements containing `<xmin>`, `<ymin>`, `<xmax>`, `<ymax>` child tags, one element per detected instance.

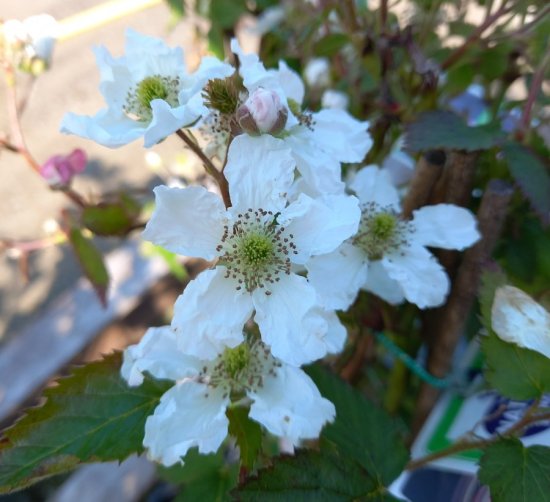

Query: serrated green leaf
<box><xmin>141</xmin><ymin>242</ymin><xmax>188</xmax><ymax>281</ymax></box>
<box><xmin>403</xmin><ymin>111</ymin><xmax>505</xmax><ymax>152</ymax></box>
<box><xmin>227</xmin><ymin>407</ymin><xmax>262</xmax><ymax>470</ymax></box>
<box><xmin>0</xmin><ymin>353</ymin><xmax>169</xmax><ymax>494</ymax></box>
<box><xmin>482</xmin><ymin>332</ymin><xmax>550</xmax><ymax>400</ymax></box>
<box><xmin>234</xmin><ymin>448</ymin><xmax>403</xmax><ymax>501</ymax></box>
<box><xmin>478</xmin><ymin>269</ymin><xmax>508</xmax><ymax>332</ymax></box>
<box><xmin>160</xmin><ymin>448</ymin><xmax>238</xmax><ymax>502</ymax></box>
<box><xmin>307</xmin><ymin>366</ymin><xmax>409</xmax><ymax>487</ymax></box>
<box><xmin>68</xmin><ymin>227</ymin><xmax>109</xmax><ymax>306</ymax></box>
<box><xmin>313</xmin><ymin>33</ymin><xmax>350</xmax><ymax>57</ymax></box>
<box><xmin>479</xmin><ymin>438</ymin><xmax>550</xmax><ymax>502</ymax></box>
<box><xmin>503</xmin><ymin>142</ymin><xmax>550</xmax><ymax>226</ymax></box>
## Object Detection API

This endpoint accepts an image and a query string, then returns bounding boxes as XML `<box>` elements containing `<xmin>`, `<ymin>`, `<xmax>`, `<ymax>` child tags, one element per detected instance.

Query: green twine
<box><xmin>374</xmin><ymin>331</ymin><xmax>451</xmax><ymax>390</ymax></box>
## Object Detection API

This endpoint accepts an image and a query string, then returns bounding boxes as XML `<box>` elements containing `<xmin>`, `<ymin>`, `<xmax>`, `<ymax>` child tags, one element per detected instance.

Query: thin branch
<box><xmin>441</xmin><ymin>0</ymin><xmax>515</xmax><ymax>70</ymax></box>
<box><xmin>407</xmin><ymin>406</ymin><xmax>550</xmax><ymax>471</ymax></box>
<box><xmin>176</xmin><ymin>129</ymin><xmax>231</xmax><ymax>208</ymax></box>
<box><xmin>520</xmin><ymin>49</ymin><xmax>550</xmax><ymax>135</ymax></box>
<box><xmin>3</xmin><ymin>64</ymin><xmax>40</xmax><ymax>173</ymax></box>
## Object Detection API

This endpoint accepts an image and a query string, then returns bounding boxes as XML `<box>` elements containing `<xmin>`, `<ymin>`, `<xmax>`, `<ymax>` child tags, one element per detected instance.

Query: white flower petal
<box><xmin>312</xmin><ymin>109</ymin><xmax>372</xmax><ymax>163</ymax></box>
<box><xmin>172</xmin><ymin>268</ymin><xmax>253</xmax><ymax>359</ymax></box>
<box><xmin>306</xmin><ymin>242</ymin><xmax>368</xmax><ymax>310</ymax></box>
<box><xmin>253</xmin><ymin>273</ymin><xmax>328</xmax><ymax>365</ymax></box>
<box><xmin>144</xmin><ymin>99</ymin><xmax>202</xmax><ymax>147</ymax></box>
<box><xmin>248</xmin><ymin>365</ymin><xmax>335</xmax><ymax>445</ymax></box>
<box><xmin>283</xmin><ymin>130</ymin><xmax>345</xmax><ymax>196</ymax></box>
<box><xmin>382</xmin><ymin>245</ymin><xmax>450</xmax><ymax>308</ymax></box>
<box><xmin>60</xmin><ymin>109</ymin><xmax>145</xmax><ymax>148</ymax></box>
<box><xmin>273</xmin><ymin>60</ymin><xmax>304</xmax><ymax>106</ymax></box>
<box><xmin>121</xmin><ymin>326</ymin><xmax>201</xmax><ymax>386</ymax></box>
<box><xmin>281</xmin><ymin>193</ymin><xmax>360</xmax><ymax>264</ymax></box>
<box><xmin>411</xmin><ymin>204</ymin><xmax>480</xmax><ymax>250</ymax></box>
<box><xmin>349</xmin><ymin>165</ymin><xmax>400</xmax><ymax>209</ymax></box>
<box><xmin>142</xmin><ymin>185</ymin><xmax>225</xmax><ymax>260</ymax></box>
<box><xmin>225</xmin><ymin>135</ymin><xmax>295</xmax><ymax>213</ymax></box>
<box><xmin>144</xmin><ymin>382</ymin><xmax>229</xmax><ymax>466</ymax></box>
<box><xmin>492</xmin><ymin>286</ymin><xmax>550</xmax><ymax>359</ymax></box>
<box><xmin>363</xmin><ymin>260</ymin><xmax>405</xmax><ymax>305</ymax></box>
<box><xmin>230</xmin><ymin>39</ymin><xmax>269</xmax><ymax>90</ymax></box>
<box><xmin>318</xmin><ymin>309</ymin><xmax>347</xmax><ymax>354</ymax></box>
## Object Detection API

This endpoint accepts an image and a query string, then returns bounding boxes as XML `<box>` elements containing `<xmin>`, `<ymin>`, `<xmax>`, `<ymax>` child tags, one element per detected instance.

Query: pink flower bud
<box><xmin>237</xmin><ymin>88</ymin><xmax>288</xmax><ymax>135</ymax></box>
<box><xmin>40</xmin><ymin>148</ymin><xmax>87</xmax><ymax>187</ymax></box>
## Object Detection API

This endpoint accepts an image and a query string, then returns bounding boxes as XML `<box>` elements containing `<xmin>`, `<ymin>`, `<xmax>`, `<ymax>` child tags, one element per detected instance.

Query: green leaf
<box><xmin>160</xmin><ymin>448</ymin><xmax>238</xmax><ymax>502</ymax></box>
<box><xmin>82</xmin><ymin>200</ymin><xmax>138</xmax><ymax>237</ymax></box>
<box><xmin>209</xmin><ymin>0</ymin><xmax>246</xmax><ymax>28</ymax></box>
<box><xmin>313</xmin><ymin>33</ymin><xmax>350</xmax><ymax>57</ymax></box>
<box><xmin>227</xmin><ymin>407</ymin><xmax>262</xmax><ymax>470</ymax></box>
<box><xmin>164</xmin><ymin>0</ymin><xmax>185</xmax><ymax>19</ymax></box>
<box><xmin>67</xmin><ymin>227</ymin><xmax>109</xmax><ymax>306</ymax></box>
<box><xmin>234</xmin><ymin>448</ymin><xmax>403</xmax><ymax>501</ymax></box>
<box><xmin>503</xmin><ymin>142</ymin><xmax>550</xmax><ymax>226</ymax></box>
<box><xmin>482</xmin><ymin>332</ymin><xmax>550</xmax><ymax>400</ymax></box>
<box><xmin>0</xmin><ymin>353</ymin><xmax>170</xmax><ymax>494</ymax></box>
<box><xmin>479</xmin><ymin>438</ymin><xmax>550</xmax><ymax>502</ymax></box>
<box><xmin>141</xmin><ymin>242</ymin><xmax>188</xmax><ymax>281</ymax></box>
<box><xmin>403</xmin><ymin>111</ymin><xmax>505</xmax><ymax>152</ymax></box>
<box><xmin>307</xmin><ymin>366</ymin><xmax>408</xmax><ymax>487</ymax></box>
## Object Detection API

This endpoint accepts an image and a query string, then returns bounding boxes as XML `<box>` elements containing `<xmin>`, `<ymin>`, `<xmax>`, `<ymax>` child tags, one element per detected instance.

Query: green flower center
<box><xmin>216</xmin><ymin>208</ymin><xmax>297</xmax><ymax>294</ymax></box>
<box><xmin>240</xmin><ymin>234</ymin><xmax>274</xmax><ymax>267</ymax></box>
<box><xmin>137</xmin><ymin>76</ymin><xmax>169</xmax><ymax>109</ymax></box>
<box><xmin>124</xmin><ymin>74</ymin><xmax>180</xmax><ymax>122</ymax></box>
<box><xmin>223</xmin><ymin>344</ymin><xmax>251</xmax><ymax>380</ymax></box>
<box><xmin>354</xmin><ymin>204</ymin><xmax>408</xmax><ymax>260</ymax></box>
<box><xmin>203</xmin><ymin>339</ymin><xmax>282</xmax><ymax>398</ymax></box>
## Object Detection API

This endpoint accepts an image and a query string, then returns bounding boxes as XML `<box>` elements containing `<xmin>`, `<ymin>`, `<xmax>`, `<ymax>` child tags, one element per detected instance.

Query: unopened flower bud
<box><xmin>40</xmin><ymin>148</ymin><xmax>87</xmax><ymax>188</ymax></box>
<box><xmin>1</xmin><ymin>14</ymin><xmax>57</xmax><ymax>73</ymax></box>
<box><xmin>237</xmin><ymin>88</ymin><xmax>288</xmax><ymax>135</ymax></box>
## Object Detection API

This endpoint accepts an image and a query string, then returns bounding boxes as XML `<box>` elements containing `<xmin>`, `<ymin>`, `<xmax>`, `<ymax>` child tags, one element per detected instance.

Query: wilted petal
<box><xmin>144</xmin><ymin>383</ymin><xmax>229</xmax><ymax>466</ymax></box>
<box><xmin>249</xmin><ymin>365</ymin><xmax>335</xmax><ymax>445</ymax></box>
<box><xmin>492</xmin><ymin>286</ymin><xmax>550</xmax><ymax>359</ymax></box>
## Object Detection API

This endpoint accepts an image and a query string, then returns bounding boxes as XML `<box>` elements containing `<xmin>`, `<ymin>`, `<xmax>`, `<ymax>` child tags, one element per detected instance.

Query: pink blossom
<box><xmin>40</xmin><ymin>148</ymin><xmax>86</xmax><ymax>187</ymax></box>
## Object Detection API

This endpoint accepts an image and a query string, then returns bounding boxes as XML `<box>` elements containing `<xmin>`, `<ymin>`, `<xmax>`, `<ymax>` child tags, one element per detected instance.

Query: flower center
<box><xmin>240</xmin><ymin>234</ymin><xmax>274</xmax><ymax>267</ymax></box>
<box><xmin>354</xmin><ymin>203</ymin><xmax>409</xmax><ymax>260</ymax></box>
<box><xmin>216</xmin><ymin>208</ymin><xmax>297</xmax><ymax>294</ymax></box>
<box><xmin>204</xmin><ymin>339</ymin><xmax>282</xmax><ymax>398</ymax></box>
<box><xmin>124</xmin><ymin>74</ymin><xmax>180</xmax><ymax>122</ymax></box>
<box><xmin>223</xmin><ymin>344</ymin><xmax>251</xmax><ymax>380</ymax></box>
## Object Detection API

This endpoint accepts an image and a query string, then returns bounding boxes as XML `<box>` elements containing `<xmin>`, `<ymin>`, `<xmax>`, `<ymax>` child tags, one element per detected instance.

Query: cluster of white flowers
<box><xmin>60</xmin><ymin>30</ymin><xmax>480</xmax><ymax>467</ymax></box>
